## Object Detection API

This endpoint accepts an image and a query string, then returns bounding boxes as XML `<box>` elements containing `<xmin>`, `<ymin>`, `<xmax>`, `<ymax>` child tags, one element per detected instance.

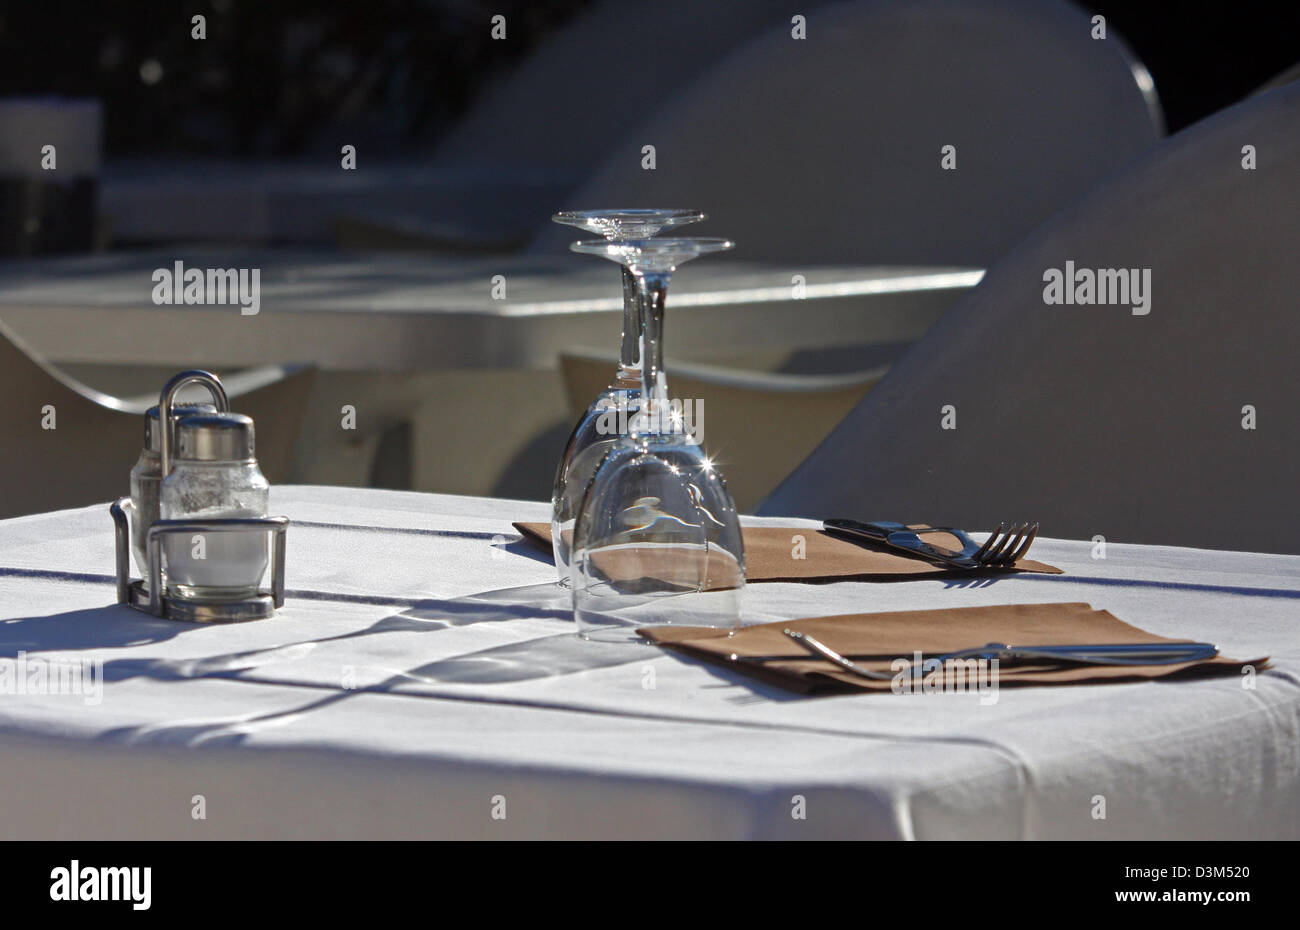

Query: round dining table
<box><xmin>0</xmin><ymin>486</ymin><xmax>1296</xmax><ymax>839</ymax></box>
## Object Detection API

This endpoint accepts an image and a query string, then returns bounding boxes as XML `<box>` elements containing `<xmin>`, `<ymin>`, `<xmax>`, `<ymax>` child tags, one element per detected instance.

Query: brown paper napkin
<box><xmin>513</xmin><ymin>522</ymin><xmax>1062</xmax><ymax>582</ymax></box>
<box><xmin>640</xmin><ymin>602</ymin><xmax>1265</xmax><ymax>693</ymax></box>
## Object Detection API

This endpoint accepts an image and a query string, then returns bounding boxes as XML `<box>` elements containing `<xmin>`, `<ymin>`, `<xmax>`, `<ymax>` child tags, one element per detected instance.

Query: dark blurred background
<box><xmin>0</xmin><ymin>0</ymin><xmax>595</xmax><ymax>157</ymax></box>
<box><xmin>0</xmin><ymin>0</ymin><xmax>1294</xmax><ymax>518</ymax></box>
<box><xmin>1</xmin><ymin>0</ymin><xmax>1295</xmax><ymax>157</ymax></box>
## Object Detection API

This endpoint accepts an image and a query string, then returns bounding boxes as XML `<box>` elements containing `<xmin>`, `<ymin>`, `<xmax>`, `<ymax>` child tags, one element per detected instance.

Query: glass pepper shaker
<box><xmin>128</xmin><ymin>402</ymin><xmax>216</xmax><ymax>580</ymax></box>
<box><xmin>161</xmin><ymin>413</ymin><xmax>270</xmax><ymax>601</ymax></box>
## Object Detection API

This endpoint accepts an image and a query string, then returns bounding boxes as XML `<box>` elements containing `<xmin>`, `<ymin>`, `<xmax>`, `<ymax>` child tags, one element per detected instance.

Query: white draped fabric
<box><xmin>1</xmin><ymin>487</ymin><xmax>1296</xmax><ymax>839</ymax></box>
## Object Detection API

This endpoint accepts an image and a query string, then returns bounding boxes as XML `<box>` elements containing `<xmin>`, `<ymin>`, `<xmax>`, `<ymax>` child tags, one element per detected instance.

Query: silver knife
<box><xmin>823</xmin><ymin>519</ymin><xmax>985</xmax><ymax>569</ymax></box>
<box><xmin>782</xmin><ymin>630</ymin><xmax>1218</xmax><ymax>681</ymax></box>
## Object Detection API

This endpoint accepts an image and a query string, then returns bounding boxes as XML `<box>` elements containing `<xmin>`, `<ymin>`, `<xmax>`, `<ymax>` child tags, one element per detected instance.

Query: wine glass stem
<box><xmin>636</xmin><ymin>270</ymin><xmax>672</xmax><ymax>429</ymax></box>
<box><xmin>618</xmin><ymin>266</ymin><xmax>642</xmax><ymax>382</ymax></box>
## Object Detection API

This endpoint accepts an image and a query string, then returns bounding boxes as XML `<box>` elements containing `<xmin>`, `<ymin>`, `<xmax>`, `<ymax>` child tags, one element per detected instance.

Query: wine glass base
<box><xmin>576</xmin><ymin>626</ymin><xmax>654</xmax><ymax>644</ymax></box>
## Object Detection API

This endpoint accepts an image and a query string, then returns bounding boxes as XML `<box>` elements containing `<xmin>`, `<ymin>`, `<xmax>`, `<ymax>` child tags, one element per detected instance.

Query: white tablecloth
<box><xmin>1</xmin><ymin>486</ymin><xmax>1297</xmax><ymax>839</ymax></box>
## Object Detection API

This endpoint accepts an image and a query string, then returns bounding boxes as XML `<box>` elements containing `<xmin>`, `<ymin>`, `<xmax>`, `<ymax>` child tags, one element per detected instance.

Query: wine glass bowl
<box><xmin>572</xmin><ymin>437</ymin><xmax>745</xmax><ymax>640</ymax></box>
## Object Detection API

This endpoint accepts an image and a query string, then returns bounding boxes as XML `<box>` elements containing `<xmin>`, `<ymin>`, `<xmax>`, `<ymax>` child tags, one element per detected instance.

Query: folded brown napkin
<box><xmin>640</xmin><ymin>602</ymin><xmax>1265</xmax><ymax>693</ymax></box>
<box><xmin>513</xmin><ymin>522</ymin><xmax>1062</xmax><ymax>582</ymax></box>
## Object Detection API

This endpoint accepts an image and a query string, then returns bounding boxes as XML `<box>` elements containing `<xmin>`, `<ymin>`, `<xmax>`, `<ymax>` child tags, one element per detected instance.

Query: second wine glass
<box><xmin>567</xmin><ymin>237</ymin><xmax>745</xmax><ymax>642</ymax></box>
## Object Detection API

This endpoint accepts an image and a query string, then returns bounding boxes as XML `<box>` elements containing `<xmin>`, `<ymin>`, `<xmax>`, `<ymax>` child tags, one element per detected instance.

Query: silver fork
<box><xmin>884</xmin><ymin>521</ymin><xmax>1039</xmax><ymax>569</ymax></box>
<box><xmin>966</xmin><ymin>522</ymin><xmax>1040</xmax><ymax>567</ymax></box>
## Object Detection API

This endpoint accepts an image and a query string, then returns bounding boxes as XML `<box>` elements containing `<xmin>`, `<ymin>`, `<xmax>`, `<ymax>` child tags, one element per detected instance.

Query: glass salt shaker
<box><xmin>161</xmin><ymin>413</ymin><xmax>270</xmax><ymax>601</ymax></box>
<box><xmin>128</xmin><ymin>402</ymin><xmax>216</xmax><ymax>580</ymax></box>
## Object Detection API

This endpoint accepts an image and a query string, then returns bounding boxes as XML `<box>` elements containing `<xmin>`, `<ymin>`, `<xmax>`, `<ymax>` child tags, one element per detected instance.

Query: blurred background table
<box><xmin>0</xmin><ymin>250</ymin><xmax>978</xmax><ymax>371</ymax></box>
<box><xmin>0</xmin><ymin>252</ymin><xmax>978</xmax><ymax>506</ymax></box>
<box><xmin>0</xmin><ymin>486</ymin><xmax>1296</xmax><ymax>839</ymax></box>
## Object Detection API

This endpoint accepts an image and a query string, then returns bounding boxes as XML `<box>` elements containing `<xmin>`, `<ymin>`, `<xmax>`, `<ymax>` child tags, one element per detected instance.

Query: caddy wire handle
<box><xmin>158</xmin><ymin>370</ymin><xmax>230</xmax><ymax>478</ymax></box>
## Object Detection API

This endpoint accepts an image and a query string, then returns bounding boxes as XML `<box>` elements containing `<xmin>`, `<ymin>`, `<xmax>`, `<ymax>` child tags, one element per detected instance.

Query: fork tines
<box><xmin>973</xmin><ymin>522</ymin><xmax>1039</xmax><ymax>567</ymax></box>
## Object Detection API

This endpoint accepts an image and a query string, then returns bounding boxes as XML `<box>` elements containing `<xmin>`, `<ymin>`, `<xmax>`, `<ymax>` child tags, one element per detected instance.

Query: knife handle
<box><xmin>823</xmin><ymin>518</ymin><xmax>903</xmax><ymax>541</ymax></box>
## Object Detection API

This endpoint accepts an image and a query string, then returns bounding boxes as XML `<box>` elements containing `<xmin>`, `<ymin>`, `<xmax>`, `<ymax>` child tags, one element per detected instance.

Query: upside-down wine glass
<box><xmin>548</xmin><ymin>209</ymin><xmax>705</xmax><ymax>585</ymax></box>
<box><xmin>567</xmin><ymin>237</ymin><xmax>745</xmax><ymax>642</ymax></box>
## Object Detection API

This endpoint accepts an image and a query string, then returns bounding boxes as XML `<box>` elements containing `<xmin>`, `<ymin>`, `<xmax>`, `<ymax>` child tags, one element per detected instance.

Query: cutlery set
<box><xmin>799</xmin><ymin>518</ymin><xmax>1218</xmax><ymax>674</ymax></box>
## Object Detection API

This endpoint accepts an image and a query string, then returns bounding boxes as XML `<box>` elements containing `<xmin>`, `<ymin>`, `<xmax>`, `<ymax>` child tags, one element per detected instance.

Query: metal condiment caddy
<box><xmin>109</xmin><ymin>370</ymin><xmax>289</xmax><ymax>622</ymax></box>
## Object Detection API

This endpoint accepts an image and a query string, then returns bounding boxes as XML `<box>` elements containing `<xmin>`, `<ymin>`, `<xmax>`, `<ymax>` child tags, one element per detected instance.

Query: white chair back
<box><xmin>538</xmin><ymin>0</ymin><xmax>1163</xmax><ymax>265</ymax></box>
<box><xmin>761</xmin><ymin>85</ymin><xmax>1300</xmax><ymax>554</ymax></box>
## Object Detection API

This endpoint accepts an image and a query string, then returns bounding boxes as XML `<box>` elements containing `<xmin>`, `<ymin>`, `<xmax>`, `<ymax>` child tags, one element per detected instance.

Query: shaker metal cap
<box><xmin>174</xmin><ymin>412</ymin><xmax>256</xmax><ymax>462</ymax></box>
<box><xmin>144</xmin><ymin>402</ymin><xmax>217</xmax><ymax>451</ymax></box>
